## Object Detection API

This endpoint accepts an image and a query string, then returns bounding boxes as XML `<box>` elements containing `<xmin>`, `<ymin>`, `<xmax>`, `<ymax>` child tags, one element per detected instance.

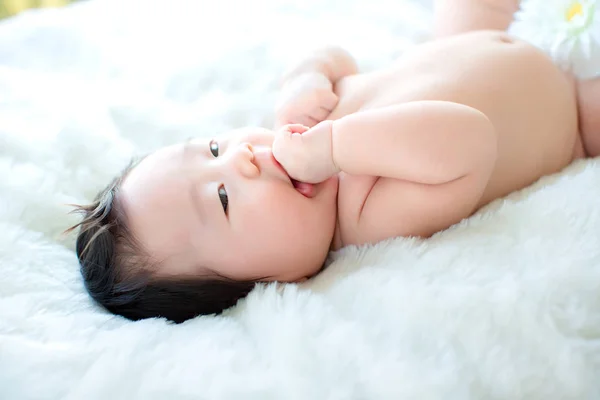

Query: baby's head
<box><xmin>69</xmin><ymin>126</ymin><xmax>339</xmax><ymax>323</ymax></box>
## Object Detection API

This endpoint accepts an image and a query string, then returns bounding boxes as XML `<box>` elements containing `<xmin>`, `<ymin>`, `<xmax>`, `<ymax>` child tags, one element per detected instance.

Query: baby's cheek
<box><xmin>253</xmin><ymin>191</ymin><xmax>303</xmax><ymax>227</ymax></box>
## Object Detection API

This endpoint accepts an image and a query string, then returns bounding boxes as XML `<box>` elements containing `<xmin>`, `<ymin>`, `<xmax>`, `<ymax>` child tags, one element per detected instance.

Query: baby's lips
<box><xmin>292</xmin><ymin>179</ymin><xmax>316</xmax><ymax>198</ymax></box>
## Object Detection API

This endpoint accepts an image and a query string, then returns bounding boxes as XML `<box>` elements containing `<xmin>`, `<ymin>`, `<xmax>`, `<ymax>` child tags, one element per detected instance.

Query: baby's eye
<box><xmin>210</xmin><ymin>140</ymin><xmax>219</xmax><ymax>157</ymax></box>
<box><xmin>218</xmin><ymin>185</ymin><xmax>228</xmax><ymax>214</ymax></box>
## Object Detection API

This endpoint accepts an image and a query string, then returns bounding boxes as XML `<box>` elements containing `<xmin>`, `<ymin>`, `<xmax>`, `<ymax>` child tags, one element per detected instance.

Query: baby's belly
<box><xmin>332</xmin><ymin>30</ymin><xmax>580</xmax><ymax>207</ymax></box>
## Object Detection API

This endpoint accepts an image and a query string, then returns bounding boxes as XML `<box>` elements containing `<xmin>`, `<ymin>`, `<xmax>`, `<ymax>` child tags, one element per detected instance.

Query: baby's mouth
<box><xmin>292</xmin><ymin>179</ymin><xmax>316</xmax><ymax>198</ymax></box>
<box><xmin>269</xmin><ymin>152</ymin><xmax>316</xmax><ymax>198</ymax></box>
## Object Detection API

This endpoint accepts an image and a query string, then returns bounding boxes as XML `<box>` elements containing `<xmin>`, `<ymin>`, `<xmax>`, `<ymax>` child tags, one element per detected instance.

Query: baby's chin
<box><xmin>288</xmin><ymin>177</ymin><xmax>338</xmax><ymax>239</ymax></box>
<box><xmin>292</xmin><ymin>175</ymin><xmax>336</xmax><ymax>199</ymax></box>
<box><xmin>310</xmin><ymin>174</ymin><xmax>339</xmax><ymax>204</ymax></box>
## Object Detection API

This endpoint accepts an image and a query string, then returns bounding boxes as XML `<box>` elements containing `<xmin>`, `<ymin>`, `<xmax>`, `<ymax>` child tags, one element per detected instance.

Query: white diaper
<box><xmin>507</xmin><ymin>0</ymin><xmax>600</xmax><ymax>80</ymax></box>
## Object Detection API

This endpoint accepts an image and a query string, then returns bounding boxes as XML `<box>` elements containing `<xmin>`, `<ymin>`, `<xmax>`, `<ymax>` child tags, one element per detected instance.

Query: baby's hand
<box><xmin>274</xmin><ymin>72</ymin><xmax>339</xmax><ymax>129</ymax></box>
<box><xmin>272</xmin><ymin>122</ymin><xmax>340</xmax><ymax>184</ymax></box>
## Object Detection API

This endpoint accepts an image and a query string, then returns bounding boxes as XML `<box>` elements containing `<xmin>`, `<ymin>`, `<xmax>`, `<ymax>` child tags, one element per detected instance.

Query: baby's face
<box><xmin>120</xmin><ymin>127</ymin><xmax>339</xmax><ymax>282</ymax></box>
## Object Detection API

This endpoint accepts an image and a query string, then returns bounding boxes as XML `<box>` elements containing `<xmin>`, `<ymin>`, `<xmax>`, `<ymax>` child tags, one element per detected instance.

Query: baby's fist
<box><xmin>274</xmin><ymin>72</ymin><xmax>339</xmax><ymax>129</ymax></box>
<box><xmin>272</xmin><ymin>121</ymin><xmax>339</xmax><ymax>184</ymax></box>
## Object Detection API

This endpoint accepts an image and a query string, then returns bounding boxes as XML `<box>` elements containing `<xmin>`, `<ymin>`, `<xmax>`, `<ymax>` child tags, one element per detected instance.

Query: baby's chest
<box><xmin>329</xmin><ymin>67</ymin><xmax>443</xmax><ymax>121</ymax></box>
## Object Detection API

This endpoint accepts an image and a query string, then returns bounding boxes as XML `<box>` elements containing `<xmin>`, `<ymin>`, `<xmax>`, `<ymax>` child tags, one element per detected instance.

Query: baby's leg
<box><xmin>578</xmin><ymin>77</ymin><xmax>600</xmax><ymax>157</ymax></box>
<box><xmin>433</xmin><ymin>0</ymin><xmax>520</xmax><ymax>38</ymax></box>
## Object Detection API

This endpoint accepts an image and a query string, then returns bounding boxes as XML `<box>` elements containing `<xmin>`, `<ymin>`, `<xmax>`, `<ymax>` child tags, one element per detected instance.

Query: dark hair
<box><xmin>65</xmin><ymin>159</ymin><xmax>256</xmax><ymax>324</ymax></box>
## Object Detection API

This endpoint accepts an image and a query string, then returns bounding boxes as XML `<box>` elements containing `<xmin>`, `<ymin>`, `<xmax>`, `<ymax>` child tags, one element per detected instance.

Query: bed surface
<box><xmin>1</xmin><ymin>0</ymin><xmax>600</xmax><ymax>398</ymax></box>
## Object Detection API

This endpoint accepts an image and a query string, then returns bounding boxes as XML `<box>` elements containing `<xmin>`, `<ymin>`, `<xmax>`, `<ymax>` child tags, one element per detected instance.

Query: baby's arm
<box><xmin>433</xmin><ymin>0</ymin><xmax>520</xmax><ymax>37</ymax></box>
<box><xmin>332</xmin><ymin>101</ymin><xmax>497</xmax><ymax>185</ymax></box>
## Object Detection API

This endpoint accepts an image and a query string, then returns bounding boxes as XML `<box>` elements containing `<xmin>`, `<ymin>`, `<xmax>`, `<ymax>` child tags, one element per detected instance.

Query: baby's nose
<box><xmin>242</xmin><ymin>143</ymin><xmax>254</xmax><ymax>158</ymax></box>
<box><xmin>234</xmin><ymin>143</ymin><xmax>254</xmax><ymax>163</ymax></box>
<box><xmin>231</xmin><ymin>142</ymin><xmax>258</xmax><ymax>178</ymax></box>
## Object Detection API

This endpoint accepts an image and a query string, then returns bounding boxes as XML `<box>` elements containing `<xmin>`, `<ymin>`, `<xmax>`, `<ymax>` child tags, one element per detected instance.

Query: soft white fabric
<box><xmin>508</xmin><ymin>0</ymin><xmax>600</xmax><ymax>79</ymax></box>
<box><xmin>1</xmin><ymin>0</ymin><xmax>600</xmax><ymax>399</ymax></box>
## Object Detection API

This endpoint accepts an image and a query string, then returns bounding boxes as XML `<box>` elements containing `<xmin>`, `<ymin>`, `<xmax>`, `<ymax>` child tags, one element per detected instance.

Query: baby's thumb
<box><xmin>272</xmin><ymin>130</ymin><xmax>292</xmax><ymax>168</ymax></box>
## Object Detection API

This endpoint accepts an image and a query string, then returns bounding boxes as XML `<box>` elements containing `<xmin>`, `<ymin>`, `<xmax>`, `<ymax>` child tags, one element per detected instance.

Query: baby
<box><xmin>69</xmin><ymin>0</ymin><xmax>600</xmax><ymax>323</ymax></box>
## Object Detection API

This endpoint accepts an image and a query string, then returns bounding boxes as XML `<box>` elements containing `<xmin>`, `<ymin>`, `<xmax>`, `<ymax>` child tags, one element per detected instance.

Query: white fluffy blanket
<box><xmin>2</xmin><ymin>0</ymin><xmax>600</xmax><ymax>398</ymax></box>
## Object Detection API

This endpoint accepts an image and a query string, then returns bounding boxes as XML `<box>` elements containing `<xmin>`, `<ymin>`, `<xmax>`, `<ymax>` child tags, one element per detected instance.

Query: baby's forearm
<box><xmin>331</xmin><ymin>101</ymin><xmax>497</xmax><ymax>185</ymax></box>
<box><xmin>281</xmin><ymin>46</ymin><xmax>358</xmax><ymax>86</ymax></box>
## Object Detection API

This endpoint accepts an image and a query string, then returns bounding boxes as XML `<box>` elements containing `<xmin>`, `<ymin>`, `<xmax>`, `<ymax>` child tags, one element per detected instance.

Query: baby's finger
<box><xmin>272</xmin><ymin>129</ymin><xmax>292</xmax><ymax>164</ymax></box>
<box><xmin>312</xmin><ymin>107</ymin><xmax>332</xmax><ymax>122</ymax></box>
<box><xmin>303</xmin><ymin>115</ymin><xmax>321</xmax><ymax>128</ymax></box>
<box><xmin>291</xmin><ymin>115</ymin><xmax>320</xmax><ymax>128</ymax></box>
<box><xmin>321</xmin><ymin>91</ymin><xmax>339</xmax><ymax>111</ymax></box>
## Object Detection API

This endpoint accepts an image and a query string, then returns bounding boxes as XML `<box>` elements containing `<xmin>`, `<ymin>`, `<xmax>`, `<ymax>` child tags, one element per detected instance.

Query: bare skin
<box><xmin>276</xmin><ymin>0</ymin><xmax>598</xmax><ymax>248</ymax></box>
<box><xmin>310</xmin><ymin>30</ymin><xmax>582</xmax><ymax>246</ymax></box>
<box><xmin>120</xmin><ymin>0</ymin><xmax>600</xmax><ymax>283</ymax></box>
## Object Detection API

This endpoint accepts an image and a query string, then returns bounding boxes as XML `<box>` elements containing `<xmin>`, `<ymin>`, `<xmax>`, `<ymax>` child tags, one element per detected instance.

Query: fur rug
<box><xmin>1</xmin><ymin>0</ymin><xmax>600</xmax><ymax>398</ymax></box>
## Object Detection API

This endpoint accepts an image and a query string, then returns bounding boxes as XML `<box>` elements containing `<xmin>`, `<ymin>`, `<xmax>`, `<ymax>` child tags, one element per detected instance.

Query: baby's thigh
<box><xmin>577</xmin><ymin>77</ymin><xmax>600</xmax><ymax>157</ymax></box>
